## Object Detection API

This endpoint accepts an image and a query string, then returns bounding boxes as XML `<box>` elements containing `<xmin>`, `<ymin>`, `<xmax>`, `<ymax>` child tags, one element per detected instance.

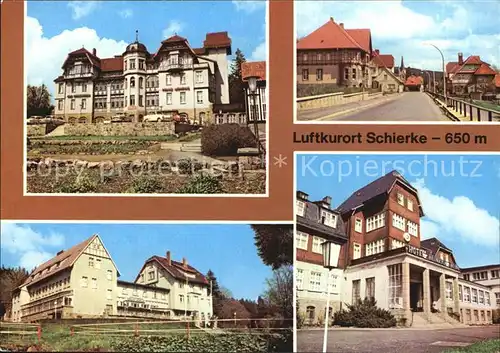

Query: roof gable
<box><xmin>136</xmin><ymin>255</ymin><xmax>209</xmax><ymax>286</ymax></box>
<box><xmin>474</xmin><ymin>63</ymin><xmax>497</xmax><ymax>76</ymax></box>
<box><xmin>297</xmin><ymin>18</ymin><xmax>366</xmax><ymax>51</ymax></box>
<box><xmin>346</xmin><ymin>28</ymin><xmax>372</xmax><ymax>53</ymax></box>
<box><xmin>100</xmin><ymin>57</ymin><xmax>123</xmax><ymax>72</ymax></box>
<box><xmin>373</xmin><ymin>53</ymin><xmax>395</xmax><ymax>68</ymax></box>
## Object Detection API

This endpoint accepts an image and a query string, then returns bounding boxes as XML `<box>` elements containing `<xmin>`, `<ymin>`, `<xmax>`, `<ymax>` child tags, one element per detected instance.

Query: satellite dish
<box><xmin>403</xmin><ymin>233</ymin><xmax>411</xmax><ymax>242</ymax></box>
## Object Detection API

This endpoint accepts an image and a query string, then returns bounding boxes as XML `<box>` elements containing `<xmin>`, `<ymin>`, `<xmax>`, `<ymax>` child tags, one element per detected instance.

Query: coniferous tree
<box><xmin>228</xmin><ymin>48</ymin><xmax>247</xmax><ymax>105</ymax></box>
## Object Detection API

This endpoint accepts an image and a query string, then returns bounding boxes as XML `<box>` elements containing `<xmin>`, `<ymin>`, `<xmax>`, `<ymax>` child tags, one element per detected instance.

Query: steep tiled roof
<box><xmin>474</xmin><ymin>63</ymin><xmax>497</xmax><ymax>75</ymax></box>
<box><xmin>372</xmin><ymin>52</ymin><xmax>395</xmax><ymax>68</ymax></box>
<box><xmin>297</xmin><ymin>18</ymin><xmax>366</xmax><ymax>52</ymax></box>
<box><xmin>420</xmin><ymin>237</ymin><xmax>452</xmax><ymax>255</ymax></box>
<box><xmin>446</xmin><ymin>62</ymin><xmax>458</xmax><ymax>73</ymax></box>
<box><xmin>461</xmin><ymin>264</ymin><xmax>500</xmax><ymax>272</ymax></box>
<box><xmin>241</xmin><ymin>61</ymin><xmax>266</xmax><ymax>81</ymax></box>
<box><xmin>346</xmin><ymin>28</ymin><xmax>371</xmax><ymax>53</ymax></box>
<box><xmin>22</xmin><ymin>235</ymin><xmax>96</xmax><ymax>288</ymax></box>
<box><xmin>337</xmin><ymin>170</ymin><xmax>419</xmax><ymax>214</ymax></box>
<box><xmin>203</xmin><ymin>31</ymin><xmax>231</xmax><ymax>48</ymax></box>
<box><xmin>162</xmin><ymin>34</ymin><xmax>188</xmax><ymax>43</ymax></box>
<box><xmin>100</xmin><ymin>57</ymin><xmax>123</xmax><ymax>72</ymax></box>
<box><xmin>62</xmin><ymin>47</ymin><xmax>100</xmax><ymax>69</ymax></box>
<box><xmin>141</xmin><ymin>255</ymin><xmax>209</xmax><ymax>286</ymax></box>
<box><xmin>405</xmin><ymin>75</ymin><xmax>424</xmax><ymax>86</ymax></box>
<box><xmin>495</xmin><ymin>74</ymin><xmax>500</xmax><ymax>88</ymax></box>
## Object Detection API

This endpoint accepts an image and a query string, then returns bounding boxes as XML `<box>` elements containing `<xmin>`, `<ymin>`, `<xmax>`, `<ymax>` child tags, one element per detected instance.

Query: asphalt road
<box><xmin>297</xmin><ymin>326</ymin><xmax>500</xmax><ymax>353</ymax></box>
<box><xmin>334</xmin><ymin>92</ymin><xmax>449</xmax><ymax>121</ymax></box>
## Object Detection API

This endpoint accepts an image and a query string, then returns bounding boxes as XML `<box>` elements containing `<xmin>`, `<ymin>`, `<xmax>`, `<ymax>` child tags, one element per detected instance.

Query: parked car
<box><xmin>111</xmin><ymin>113</ymin><xmax>128</xmax><ymax>123</ymax></box>
<box><xmin>143</xmin><ymin>113</ymin><xmax>169</xmax><ymax>122</ymax></box>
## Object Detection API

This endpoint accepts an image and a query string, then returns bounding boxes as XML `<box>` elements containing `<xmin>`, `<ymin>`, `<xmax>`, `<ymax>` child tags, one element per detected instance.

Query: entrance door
<box><xmin>410</xmin><ymin>283</ymin><xmax>420</xmax><ymax>311</ymax></box>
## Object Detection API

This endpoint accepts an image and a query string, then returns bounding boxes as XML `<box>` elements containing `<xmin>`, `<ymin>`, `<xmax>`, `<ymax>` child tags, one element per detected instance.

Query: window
<box><xmin>495</xmin><ymin>292</ymin><xmax>500</xmax><ymax>305</ymax></box>
<box><xmin>480</xmin><ymin>271</ymin><xmax>488</xmax><ymax>280</ymax></box>
<box><xmin>306</xmin><ymin>306</ymin><xmax>315</xmax><ymax>324</ymax></box>
<box><xmin>296</xmin><ymin>269</ymin><xmax>304</xmax><ymax>290</ymax></box>
<box><xmin>161</xmin><ymin>293</ymin><xmax>166</xmax><ymax>300</ymax></box>
<box><xmin>472</xmin><ymin>288</ymin><xmax>478</xmax><ymax>303</ymax></box>
<box><xmin>316</xmin><ymin>69</ymin><xmax>323</xmax><ymax>81</ymax></box>
<box><xmin>195</xmin><ymin>71</ymin><xmax>203</xmax><ymax>83</ymax></box>
<box><xmin>328</xmin><ymin>273</ymin><xmax>338</xmax><ymax>292</ymax></box>
<box><xmin>295</xmin><ymin>231</ymin><xmax>308</xmax><ymax>250</ymax></box>
<box><xmin>344</xmin><ymin>68</ymin><xmax>349</xmax><ymax>80</ymax></box>
<box><xmin>384</xmin><ymin>74</ymin><xmax>388</xmax><ymax>80</ymax></box>
<box><xmin>388</xmin><ymin>264</ymin><xmax>403</xmax><ymax>308</ymax></box>
<box><xmin>486</xmin><ymin>292</ymin><xmax>491</xmax><ymax>305</ymax></box>
<box><xmin>317</xmin><ymin>53</ymin><xmax>322</xmax><ymax>61</ymax></box>
<box><xmin>129</xmin><ymin>59</ymin><xmax>135</xmax><ymax>70</ymax></box>
<box><xmin>355</xmin><ymin>218</ymin><xmax>362</xmax><ymax>233</ymax></box>
<box><xmin>407</xmin><ymin>221</ymin><xmax>418</xmax><ymax>237</ymax></box>
<box><xmin>296</xmin><ymin>200</ymin><xmax>305</xmax><ymax>216</ymax></box>
<box><xmin>459</xmin><ymin>285</ymin><xmax>463</xmax><ymax>301</ymax></box>
<box><xmin>130</xmin><ymin>95</ymin><xmax>135</xmax><ymax>106</ymax></box>
<box><xmin>321</xmin><ymin>210</ymin><xmax>337</xmax><ymax>228</ymax></box>
<box><xmin>366</xmin><ymin>239</ymin><xmax>385</xmax><ymax>256</ymax></box>
<box><xmin>82</xmin><ymin>83</ymin><xmax>87</xmax><ymax>92</ymax></box>
<box><xmin>71</xmin><ymin>84</ymin><xmax>76</xmax><ymax>93</ymax></box>
<box><xmin>392</xmin><ymin>214</ymin><xmax>406</xmax><ymax>231</ymax></box>
<box><xmin>95</xmin><ymin>258</ymin><xmax>101</xmax><ymax>269</ymax></box>
<box><xmin>473</xmin><ymin>272</ymin><xmax>480</xmax><ymax>280</ymax></box>
<box><xmin>491</xmin><ymin>270</ymin><xmax>500</xmax><ymax>278</ymax></box>
<box><xmin>309</xmin><ymin>271</ymin><xmax>322</xmax><ymax>292</ymax></box>
<box><xmin>303</xmin><ymin>53</ymin><xmax>308</xmax><ymax>61</ymax></box>
<box><xmin>130</xmin><ymin>77</ymin><xmax>136</xmax><ymax>88</ymax></box>
<box><xmin>445</xmin><ymin>282</ymin><xmax>453</xmax><ymax>299</ymax></box>
<box><xmin>466</xmin><ymin>309</ymin><xmax>471</xmax><ymax>322</ymax></box>
<box><xmin>479</xmin><ymin>290</ymin><xmax>484</xmax><ymax>304</ymax></box>
<box><xmin>92</xmin><ymin>278</ymin><xmax>97</xmax><ymax>289</ymax></box>
<box><xmin>179</xmin><ymin>294</ymin><xmax>184</xmax><ymax>303</ymax></box>
<box><xmin>464</xmin><ymin>287</ymin><xmax>471</xmax><ymax>302</ymax></box>
<box><xmin>397</xmin><ymin>193</ymin><xmax>404</xmax><ymax>205</ymax></box>
<box><xmin>391</xmin><ymin>239</ymin><xmax>405</xmax><ymax>249</ymax></box>
<box><xmin>463</xmin><ymin>274</ymin><xmax>470</xmax><ymax>281</ymax></box>
<box><xmin>352</xmin><ymin>68</ymin><xmax>356</xmax><ymax>79</ymax></box>
<box><xmin>365</xmin><ymin>277</ymin><xmax>375</xmax><ymax>299</ymax></box>
<box><xmin>312</xmin><ymin>236</ymin><xmax>323</xmax><ymax>253</ymax></box>
<box><xmin>180</xmin><ymin>92</ymin><xmax>186</xmax><ymax>104</ymax></box>
<box><xmin>107</xmin><ymin>270</ymin><xmax>112</xmax><ymax>281</ymax></box>
<box><xmin>196</xmin><ymin>90</ymin><xmax>203</xmax><ymax>104</ymax></box>
<box><xmin>166</xmin><ymin>92</ymin><xmax>172</xmax><ymax>105</ymax></box>
<box><xmin>180</xmin><ymin>74</ymin><xmax>186</xmax><ymax>85</ymax></box>
<box><xmin>143</xmin><ymin>291</ymin><xmax>148</xmax><ymax>298</ymax></box>
<box><xmin>89</xmin><ymin>257</ymin><xmax>94</xmax><ymax>268</ymax></box>
<box><xmin>58</xmin><ymin>100</ymin><xmax>64</xmax><ymax>110</ymax></box>
<box><xmin>139</xmin><ymin>77</ymin><xmax>143</xmax><ymax>88</ymax></box>
<box><xmin>81</xmin><ymin>276</ymin><xmax>88</xmax><ymax>288</ymax></box>
<box><xmin>366</xmin><ymin>213</ymin><xmax>385</xmax><ymax>232</ymax></box>
<box><xmin>139</xmin><ymin>60</ymin><xmax>144</xmax><ymax>70</ymax></box>
<box><xmin>58</xmin><ymin>83</ymin><xmax>63</xmax><ymax>94</ymax></box>
<box><xmin>148</xmin><ymin>271</ymin><xmax>155</xmax><ymax>280</ymax></box>
<box><xmin>107</xmin><ymin>289</ymin><xmax>112</xmax><ymax>300</ymax></box>
<box><xmin>302</xmin><ymin>69</ymin><xmax>309</xmax><ymax>81</ymax></box>
<box><xmin>70</xmin><ymin>99</ymin><xmax>75</xmax><ymax>110</ymax></box>
<box><xmin>352</xmin><ymin>280</ymin><xmax>361</xmax><ymax>303</ymax></box>
<box><xmin>407</xmin><ymin>200</ymin><xmax>414</xmax><ymax>211</ymax></box>
<box><xmin>353</xmin><ymin>243</ymin><xmax>361</xmax><ymax>260</ymax></box>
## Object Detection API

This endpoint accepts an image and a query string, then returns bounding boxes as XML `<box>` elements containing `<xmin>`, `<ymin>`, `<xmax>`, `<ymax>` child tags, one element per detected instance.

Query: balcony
<box><xmin>64</xmin><ymin>72</ymin><xmax>93</xmax><ymax>79</ymax></box>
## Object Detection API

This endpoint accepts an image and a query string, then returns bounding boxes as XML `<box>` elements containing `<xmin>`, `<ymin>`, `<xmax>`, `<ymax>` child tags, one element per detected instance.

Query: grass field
<box><xmin>443</xmin><ymin>339</ymin><xmax>500</xmax><ymax>353</ymax></box>
<box><xmin>0</xmin><ymin>322</ymin><xmax>292</xmax><ymax>352</ymax></box>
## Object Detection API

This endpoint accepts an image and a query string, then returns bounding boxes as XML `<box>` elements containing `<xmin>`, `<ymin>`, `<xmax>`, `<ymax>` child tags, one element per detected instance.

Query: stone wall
<box><xmin>297</xmin><ymin>91</ymin><xmax>384</xmax><ymax>110</ymax></box>
<box><xmin>27</xmin><ymin>124</ymin><xmax>46</xmax><ymax>136</ymax></box>
<box><xmin>64</xmin><ymin>122</ymin><xmax>175</xmax><ymax>136</ymax></box>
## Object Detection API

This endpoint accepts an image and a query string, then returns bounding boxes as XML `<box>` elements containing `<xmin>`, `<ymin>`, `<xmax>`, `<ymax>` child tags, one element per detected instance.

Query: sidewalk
<box><xmin>297</xmin><ymin>94</ymin><xmax>402</xmax><ymax>121</ymax></box>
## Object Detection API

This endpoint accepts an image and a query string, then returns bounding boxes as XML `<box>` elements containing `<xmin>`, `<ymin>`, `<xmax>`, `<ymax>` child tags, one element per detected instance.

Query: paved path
<box><xmin>297</xmin><ymin>326</ymin><xmax>500</xmax><ymax>353</ymax></box>
<box><xmin>298</xmin><ymin>93</ymin><xmax>449</xmax><ymax>122</ymax></box>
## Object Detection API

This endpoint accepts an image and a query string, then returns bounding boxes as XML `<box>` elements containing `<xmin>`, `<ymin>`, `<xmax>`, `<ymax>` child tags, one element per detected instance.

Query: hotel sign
<box><xmin>406</xmin><ymin>245</ymin><xmax>429</xmax><ymax>259</ymax></box>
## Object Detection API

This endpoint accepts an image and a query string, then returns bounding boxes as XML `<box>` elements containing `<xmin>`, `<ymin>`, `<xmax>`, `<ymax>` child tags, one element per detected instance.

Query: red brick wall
<box><xmin>387</xmin><ymin>184</ymin><xmax>421</xmax><ymax>247</ymax></box>
<box><xmin>296</xmin><ymin>232</ymin><xmax>323</xmax><ymax>266</ymax></box>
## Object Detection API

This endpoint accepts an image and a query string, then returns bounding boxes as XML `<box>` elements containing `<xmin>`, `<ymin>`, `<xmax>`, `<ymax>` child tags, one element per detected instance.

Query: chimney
<box><xmin>92</xmin><ymin>48</ymin><xmax>97</xmax><ymax>56</ymax></box>
<box><xmin>182</xmin><ymin>257</ymin><xmax>187</xmax><ymax>268</ymax></box>
<box><xmin>458</xmin><ymin>52</ymin><xmax>463</xmax><ymax>65</ymax></box>
<box><xmin>322</xmin><ymin>196</ymin><xmax>332</xmax><ymax>208</ymax></box>
<box><xmin>339</xmin><ymin>23</ymin><xmax>344</xmax><ymax>29</ymax></box>
<box><xmin>166</xmin><ymin>251</ymin><xmax>171</xmax><ymax>265</ymax></box>
<box><xmin>375</xmin><ymin>49</ymin><xmax>380</xmax><ymax>55</ymax></box>
<box><xmin>330</xmin><ymin>17</ymin><xmax>334</xmax><ymax>23</ymax></box>
<box><xmin>57</xmin><ymin>250</ymin><xmax>64</xmax><ymax>256</ymax></box>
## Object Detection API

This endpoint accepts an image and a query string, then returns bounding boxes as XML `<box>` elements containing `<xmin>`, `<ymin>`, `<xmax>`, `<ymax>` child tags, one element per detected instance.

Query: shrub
<box><xmin>56</xmin><ymin>174</ymin><xmax>98</xmax><ymax>193</ymax></box>
<box><xmin>176</xmin><ymin>158</ymin><xmax>203</xmax><ymax>175</ymax></box>
<box><xmin>201</xmin><ymin>124</ymin><xmax>256</xmax><ymax>156</ymax></box>
<box><xmin>333</xmin><ymin>297</ymin><xmax>397</xmax><ymax>328</ymax></box>
<box><xmin>127</xmin><ymin>175</ymin><xmax>165</xmax><ymax>193</ymax></box>
<box><xmin>177</xmin><ymin>174</ymin><xmax>222</xmax><ymax>194</ymax></box>
<box><xmin>493</xmin><ymin>309</ymin><xmax>500</xmax><ymax>324</ymax></box>
<box><xmin>296</xmin><ymin>300</ymin><xmax>305</xmax><ymax>329</ymax></box>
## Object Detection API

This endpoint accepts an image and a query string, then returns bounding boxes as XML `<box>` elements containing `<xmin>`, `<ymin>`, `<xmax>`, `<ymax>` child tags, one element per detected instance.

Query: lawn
<box><xmin>443</xmin><ymin>339</ymin><xmax>500</xmax><ymax>353</ymax></box>
<box><xmin>472</xmin><ymin>100</ymin><xmax>500</xmax><ymax>113</ymax></box>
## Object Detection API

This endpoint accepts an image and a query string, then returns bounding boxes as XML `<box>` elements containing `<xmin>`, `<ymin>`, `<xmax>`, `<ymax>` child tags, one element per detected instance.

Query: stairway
<box><xmin>411</xmin><ymin>312</ymin><xmax>467</xmax><ymax>328</ymax></box>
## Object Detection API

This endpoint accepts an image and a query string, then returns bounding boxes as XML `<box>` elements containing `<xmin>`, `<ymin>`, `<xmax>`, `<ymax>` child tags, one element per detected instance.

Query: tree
<box><xmin>206</xmin><ymin>269</ymin><xmax>231</xmax><ymax>317</ymax></box>
<box><xmin>0</xmin><ymin>266</ymin><xmax>29</xmax><ymax>318</ymax></box>
<box><xmin>228</xmin><ymin>48</ymin><xmax>247</xmax><ymax>105</ymax></box>
<box><xmin>27</xmin><ymin>84</ymin><xmax>52</xmax><ymax>118</ymax></box>
<box><xmin>263</xmin><ymin>265</ymin><xmax>293</xmax><ymax>322</ymax></box>
<box><xmin>251</xmin><ymin>224</ymin><xmax>293</xmax><ymax>270</ymax></box>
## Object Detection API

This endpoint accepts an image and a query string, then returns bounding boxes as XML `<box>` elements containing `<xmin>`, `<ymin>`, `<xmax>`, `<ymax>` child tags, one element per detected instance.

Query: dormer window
<box><xmin>321</xmin><ymin>210</ymin><xmax>337</xmax><ymax>228</ymax></box>
<box><xmin>296</xmin><ymin>200</ymin><xmax>305</xmax><ymax>217</ymax></box>
<box><xmin>397</xmin><ymin>193</ymin><xmax>404</xmax><ymax>206</ymax></box>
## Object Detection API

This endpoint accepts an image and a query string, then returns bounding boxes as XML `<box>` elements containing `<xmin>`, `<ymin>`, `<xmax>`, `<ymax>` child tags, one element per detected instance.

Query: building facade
<box><xmin>461</xmin><ymin>264</ymin><xmax>500</xmax><ymax>309</ymax></box>
<box><xmin>296</xmin><ymin>17</ymin><xmax>375</xmax><ymax>88</ymax></box>
<box><xmin>11</xmin><ymin>235</ymin><xmax>212</xmax><ymax>323</ymax></box>
<box><xmin>295</xmin><ymin>171</ymin><xmax>496</xmax><ymax>327</ymax></box>
<box><xmin>295</xmin><ymin>192</ymin><xmax>348</xmax><ymax>325</ymax></box>
<box><xmin>53</xmin><ymin>32</ymin><xmax>232</xmax><ymax>125</ymax></box>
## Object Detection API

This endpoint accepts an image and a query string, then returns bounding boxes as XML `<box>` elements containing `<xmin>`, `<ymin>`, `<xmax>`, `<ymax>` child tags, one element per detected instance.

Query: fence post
<box><xmin>477</xmin><ymin>107</ymin><xmax>481</xmax><ymax>122</ymax></box>
<box><xmin>488</xmin><ymin>111</ymin><xmax>492</xmax><ymax>122</ymax></box>
<box><xmin>186</xmin><ymin>320</ymin><xmax>190</xmax><ymax>341</ymax></box>
<box><xmin>37</xmin><ymin>325</ymin><xmax>42</xmax><ymax>342</ymax></box>
<box><xmin>134</xmin><ymin>322</ymin><xmax>139</xmax><ymax>337</ymax></box>
<box><xmin>70</xmin><ymin>326</ymin><xmax>74</xmax><ymax>336</ymax></box>
<box><xmin>469</xmin><ymin>105</ymin><xmax>473</xmax><ymax>121</ymax></box>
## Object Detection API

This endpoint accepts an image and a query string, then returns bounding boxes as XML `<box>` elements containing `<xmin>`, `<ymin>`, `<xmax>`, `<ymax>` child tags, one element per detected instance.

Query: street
<box><xmin>297</xmin><ymin>326</ymin><xmax>500</xmax><ymax>353</ymax></box>
<box><xmin>298</xmin><ymin>92</ymin><xmax>449</xmax><ymax>122</ymax></box>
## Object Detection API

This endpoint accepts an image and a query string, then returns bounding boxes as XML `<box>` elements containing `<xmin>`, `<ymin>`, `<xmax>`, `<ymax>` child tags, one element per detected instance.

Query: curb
<box><xmin>313</xmin><ymin>94</ymin><xmax>402</xmax><ymax>121</ymax></box>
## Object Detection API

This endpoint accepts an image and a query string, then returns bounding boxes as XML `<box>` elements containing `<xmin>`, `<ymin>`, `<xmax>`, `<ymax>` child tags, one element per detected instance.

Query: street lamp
<box><xmin>246</xmin><ymin>75</ymin><xmax>262</xmax><ymax>160</ymax></box>
<box><xmin>321</xmin><ymin>240</ymin><xmax>342</xmax><ymax>353</ymax></box>
<box><xmin>424</xmin><ymin>43</ymin><xmax>447</xmax><ymax>105</ymax></box>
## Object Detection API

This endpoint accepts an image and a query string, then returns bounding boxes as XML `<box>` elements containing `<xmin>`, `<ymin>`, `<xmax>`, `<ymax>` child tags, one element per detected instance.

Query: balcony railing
<box><xmin>65</xmin><ymin>72</ymin><xmax>93</xmax><ymax>79</ymax></box>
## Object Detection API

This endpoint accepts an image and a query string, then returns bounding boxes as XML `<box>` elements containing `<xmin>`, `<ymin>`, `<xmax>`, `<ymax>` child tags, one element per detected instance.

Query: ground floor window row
<box><xmin>21</xmin><ymin>296</ymin><xmax>73</xmax><ymax>316</ymax></box>
<box><xmin>459</xmin><ymin>308</ymin><xmax>492</xmax><ymax>324</ymax></box>
<box><xmin>296</xmin><ymin>268</ymin><xmax>338</xmax><ymax>293</ymax></box>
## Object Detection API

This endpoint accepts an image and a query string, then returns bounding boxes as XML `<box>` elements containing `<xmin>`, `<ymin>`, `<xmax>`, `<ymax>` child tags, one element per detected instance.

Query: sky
<box><xmin>0</xmin><ymin>222</ymin><xmax>274</xmax><ymax>300</ymax></box>
<box><xmin>295</xmin><ymin>0</ymin><xmax>500</xmax><ymax>71</ymax></box>
<box><xmin>25</xmin><ymin>1</ymin><xmax>267</xmax><ymax>96</ymax></box>
<box><xmin>296</xmin><ymin>153</ymin><xmax>500</xmax><ymax>268</ymax></box>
